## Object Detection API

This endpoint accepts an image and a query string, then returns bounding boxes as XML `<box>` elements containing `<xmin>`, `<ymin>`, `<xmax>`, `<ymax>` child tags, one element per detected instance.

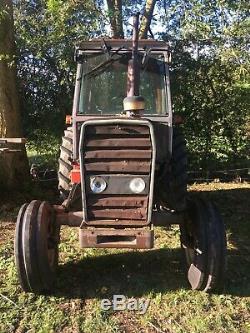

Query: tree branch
<box><xmin>139</xmin><ymin>0</ymin><xmax>157</xmax><ymax>39</ymax></box>
<box><xmin>106</xmin><ymin>0</ymin><xmax>124</xmax><ymax>38</ymax></box>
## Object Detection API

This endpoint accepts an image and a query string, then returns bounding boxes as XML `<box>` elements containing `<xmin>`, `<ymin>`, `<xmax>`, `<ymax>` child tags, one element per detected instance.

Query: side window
<box><xmin>141</xmin><ymin>60</ymin><xmax>167</xmax><ymax>115</ymax></box>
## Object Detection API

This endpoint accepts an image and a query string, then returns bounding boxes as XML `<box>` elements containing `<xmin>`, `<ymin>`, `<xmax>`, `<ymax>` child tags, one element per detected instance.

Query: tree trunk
<box><xmin>0</xmin><ymin>0</ymin><xmax>29</xmax><ymax>190</ymax></box>
<box><xmin>139</xmin><ymin>0</ymin><xmax>157</xmax><ymax>39</ymax></box>
<box><xmin>106</xmin><ymin>0</ymin><xmax>124</xmax><ymax>38</ymax></box>
<box><xmin>0</xmin><ymin>0</ymin><xmax>21</xmax><ymax>137</ymax></box>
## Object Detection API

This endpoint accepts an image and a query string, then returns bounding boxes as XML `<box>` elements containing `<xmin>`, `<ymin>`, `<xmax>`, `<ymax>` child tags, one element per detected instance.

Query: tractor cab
<box><xmin>71</xmin><ymin>39</ymin><xmax>173</xmax><ymax>165</ymax></box>
<box><xmin>75</xmin><ymin>39</ymin><xmax>171</xmax><ymax>116</ymax></box>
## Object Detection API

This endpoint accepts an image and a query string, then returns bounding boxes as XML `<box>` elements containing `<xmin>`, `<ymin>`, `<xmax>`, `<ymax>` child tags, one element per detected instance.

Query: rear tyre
<box><xmin>163</xmin><ymin>127</ymin><xmax>187</xmax><ymax>212</ymax></box>
<box><xmin>14</xmin><ymin>201</ymin><xmax>59</xmax><ymax>293</ymax></box>
<box><xmin>180</xmin><ymin>199</ymin><xmax>227</xmax><ymax>292</ymax></box>
<box><xmin>58</xmin><ymin>127</ymin><xmax>73</xmax><ymax>199</ymax></box>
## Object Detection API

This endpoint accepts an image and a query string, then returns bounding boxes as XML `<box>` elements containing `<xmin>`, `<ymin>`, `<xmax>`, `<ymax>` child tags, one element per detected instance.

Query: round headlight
<box><xmin>90</xmin><ymin>176</ymin><xmax>107</xmax><ymax>193</ymax></box>
<box><xmin>129</xmin><ymin>178</ymin><xmax>146</xmax><ymax>194</ymax></box>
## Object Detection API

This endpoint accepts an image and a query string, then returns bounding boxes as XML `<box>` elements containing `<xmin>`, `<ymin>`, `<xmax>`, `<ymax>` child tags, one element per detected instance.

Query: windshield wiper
<box><xmin>84</xmin><ymin>46</ymin><xmax>126</xmax><ymax>79</ymax></box>
<box><xmin>84</xmin><ymin>57</ymin><xmax>119</xmax><ymax>78</ymax></box>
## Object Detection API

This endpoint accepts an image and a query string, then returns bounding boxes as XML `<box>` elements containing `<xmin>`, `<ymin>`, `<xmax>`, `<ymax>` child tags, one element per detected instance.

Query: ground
<box><xmin>0</xmin><ymin>182</ymin><xmax>249</xmax><ymax>333</ymax></box>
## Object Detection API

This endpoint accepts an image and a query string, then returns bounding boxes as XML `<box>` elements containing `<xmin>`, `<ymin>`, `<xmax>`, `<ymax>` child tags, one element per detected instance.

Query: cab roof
<box><xmin>76</xmin><ymin>38</ymin><xmax>169</xmax><ymax>53</ymax></box>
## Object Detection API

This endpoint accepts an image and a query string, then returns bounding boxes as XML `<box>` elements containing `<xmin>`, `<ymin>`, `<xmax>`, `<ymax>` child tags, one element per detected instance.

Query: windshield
<box><xmin>78</xmin><ymin>52</ymin><xmax>167</xmax><ymax>115</ymax></box>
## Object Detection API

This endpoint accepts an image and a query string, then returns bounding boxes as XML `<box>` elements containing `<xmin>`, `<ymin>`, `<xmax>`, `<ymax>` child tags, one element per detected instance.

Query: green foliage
<box><xmin>171</xmin><ymin>43</ymin><xmax>249</xmax><ymax>169</ymax></box>
<box><xmin>157</xmin><ymin>0</ymin><xmax>250</xmax><ymax>170</ymax></box>
<box><xmin>13</xmin><ymin>0</ymin><xmax>250</xmax><ymax>171</ymax></box>
<box><xmin>14</xmin><ymin>0</ymin><xmax>103</xmax><ymax>140</ymax></box>
<box><xmin>27</xmin><ymin>130</ymin><xmax>60</xmax><ymax>168</ymax></box>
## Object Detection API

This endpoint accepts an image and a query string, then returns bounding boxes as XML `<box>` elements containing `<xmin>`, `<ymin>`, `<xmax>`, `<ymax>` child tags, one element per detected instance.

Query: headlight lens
<box><xmin>90</xmin><ymin>176</ymin><xmax>107</xmax><ymax>193</ymax></box>
<box><xmin>129</xmin><ymin>178</ymin><xmax>146</xmax><ymax>194</ymax></box>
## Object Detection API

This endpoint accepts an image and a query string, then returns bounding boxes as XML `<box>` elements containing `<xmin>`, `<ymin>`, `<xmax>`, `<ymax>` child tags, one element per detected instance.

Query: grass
<box><xmin>0</xmin><ymin>182</ymin><xmax>249</xmax><ymax>333</ymax></box>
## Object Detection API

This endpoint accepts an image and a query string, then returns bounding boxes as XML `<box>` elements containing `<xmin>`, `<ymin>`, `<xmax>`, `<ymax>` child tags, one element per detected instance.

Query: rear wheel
<box><xmin>162</xmin><ymin>127</ymin><xmax>187</xmax><ymax>212</ymax></box>
<box><xmin>58</xmin><ymin>127</ymin><xmax>73</xmax><ymax>199</ymax></box>
<box><xmin>14</xmin><ymin>201</ymin><xmax>59</xmax><ymax>293</ymax></box>
<box><xmin>180</xmin><ymin>199</ymin><xmax>227</xmax><ymax>292</ymax></box>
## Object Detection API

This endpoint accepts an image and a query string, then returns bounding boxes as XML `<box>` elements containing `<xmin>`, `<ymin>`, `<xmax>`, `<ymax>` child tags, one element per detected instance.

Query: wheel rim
<box><xmin>47</xmin><ymin>222</ymin><xmax>57</xmax><ymax>268</ymax></box>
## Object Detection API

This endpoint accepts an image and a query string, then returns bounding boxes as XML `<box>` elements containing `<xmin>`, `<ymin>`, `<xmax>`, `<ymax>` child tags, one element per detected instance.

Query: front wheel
<box><xmin>14</xmin><ymin>200</ymin><xmax>60</xmax><ymax>293</ymax></box>
<box><xmin>180</xmin><ymin>199</ymin><xmax>227</xmax><ymax>292</ymax></box>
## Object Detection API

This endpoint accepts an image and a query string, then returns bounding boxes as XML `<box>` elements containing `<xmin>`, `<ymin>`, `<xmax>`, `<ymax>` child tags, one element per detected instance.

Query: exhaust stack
<box><xmin>123</xmin><ymin>13</ymin><xmax>145</xmax><ymax>116</ymax></box>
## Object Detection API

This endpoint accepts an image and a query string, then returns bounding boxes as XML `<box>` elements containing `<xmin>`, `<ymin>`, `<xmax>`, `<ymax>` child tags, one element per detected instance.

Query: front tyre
<box><xmin>180</xmin><ymin>199</ymin><xmax>227</xmax><ymax>292</ymax></box>
<box><xmin>14</xmin><ymin>200</ymin><xmax>59</xmax><ymax>293</ymax></box>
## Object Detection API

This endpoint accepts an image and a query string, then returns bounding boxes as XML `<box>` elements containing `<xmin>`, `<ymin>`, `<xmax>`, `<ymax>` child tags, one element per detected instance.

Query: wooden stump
<box><xmin>0</xmin><ymin>143</ymin><xmax>29</xmax><ymax>190</ymax></box>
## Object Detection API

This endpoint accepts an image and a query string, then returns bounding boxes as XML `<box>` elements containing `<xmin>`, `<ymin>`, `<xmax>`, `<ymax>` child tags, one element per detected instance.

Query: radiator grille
<box><xmin>81</xmin><ymin>123</ymin><xmax>153</xmax><ymax>226</ymax></box>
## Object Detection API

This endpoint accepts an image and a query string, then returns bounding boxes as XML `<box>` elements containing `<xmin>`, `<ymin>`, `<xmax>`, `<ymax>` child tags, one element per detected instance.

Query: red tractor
<box><xmin>15</xmin><ymin>15</ymin><xmax>226</xmax><ymax>293</ymax></box>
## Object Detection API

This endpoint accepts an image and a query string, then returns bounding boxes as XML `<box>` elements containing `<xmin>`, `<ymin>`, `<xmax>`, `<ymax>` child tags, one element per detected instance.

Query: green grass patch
<box><xmin>0</xmin><ymin>183</ymin><xmax>249</xmax><ymax>332</ymax></box>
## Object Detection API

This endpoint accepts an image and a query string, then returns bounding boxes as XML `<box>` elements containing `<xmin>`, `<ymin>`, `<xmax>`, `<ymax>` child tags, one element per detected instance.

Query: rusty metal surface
<box><xmin>85</xmin><ymin>137</ymin><xmax>151</xmax><ymax>148</ymax></box>
<box><xmin>84</xmin><ymin>161</ymin><xmax>150</xmax><ymax>173</ymax></box>
<box><xmin>54</xmin><ymin>206</ymin><xmax>186</xmax><ymax>227</ymax></box>
<box><xmin>87</xmin><ymin>196</ymin><xmax>148</xmax><ymax>207</ymax></box>
<box><xmin>82</xmin><ymin>219</ymin><xmax>150</xmax><ymax>227</ymax></box>
<box><xmin>83</xmin><ymin>123</ymin><xmax>152</xmax><ymax>223</ymax></box>
<box><xmin>72</xmin><ymin>116</ymin><xmax>171</xmax><ymax>161</ymax></box>
<box><xmin>86</xmin><ymin>125</ymin><xmax>150</xmax><ymax>136</ymax></box>
<box><xmin>84</xmin><ymin>149</ymin><xmax>151</xmax><ymax>159</ymax></box>
<box><xmin>87</xmin><ymin>208</ymin><xmax>147</xmax><ymax>220</ymax></box>
<box><xmin>54</xmin><ymin>205</ymin><xmax>150</xmax><ymax>227</ymax></box>
<box><xmin>79</xmin><ymin>119</ymin><xmax>156</xmax><ymax>227</ymax></box>
<box><xmin>54</xmin><ymin>205</ymin><xmax>82</xmax><ymax>226</ymax></box>
<box><xmin>79</xmin><ymin>228</ymin><xmax>154</xmax><ymax>249</ymax></box>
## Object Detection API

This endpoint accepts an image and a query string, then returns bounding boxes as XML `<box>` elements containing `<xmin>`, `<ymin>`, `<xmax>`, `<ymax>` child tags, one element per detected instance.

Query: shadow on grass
<box><xmin>55</xmin><ymin>248</ymin><xmax>187</xmax><ymax>299</ymax></box>
<box><xmin>54</xmin><ymin>247</ymin><xmax>250</xmax><ymax>299</ymax></box>
<box><xmin>190</xmin><ymin>187</ymin><xmax>250</xmax><ymax>254</ymax></box>
<box><xmin>1</xmin><ymin>184</ymin><xmax>249</xmax><ymax>298</ymax></box>
<box><xmin>52</xmin><ymin>187</ymin><xmax>250</xmax><ymax>299</ymax></box>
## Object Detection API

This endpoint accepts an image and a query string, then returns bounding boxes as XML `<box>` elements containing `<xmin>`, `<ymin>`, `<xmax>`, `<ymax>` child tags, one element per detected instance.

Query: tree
<box><xmin>0</xmin><ymin>0</ymin><xmax>29</xmax><ymax>189</ymax></box>
<box><xmin>164</xmin><ymin>0</ymin><xmax>250</xmax><ymax>171</ymax></box>
<box><xmin>106</xmin><ymin>0</ymin><xmax>124</xmax><ymax>38</ymax></box>
<box><xmin>11</xmin><ymin>0</ymin><xmax>249</xmax><ymax>176</ymax></box>
<box><xmin>139</xmin><ymin>0</ymin><xmax>157</xmax><ymax>38</ymax></box>
<box><xmin>14</xmin><ymin>1</ymin><xmax>102</xmax><ymax>143</ymax></box>
<box><xmin>0</xmin><ymin>0</ymin><xmax>21</xmax><ymax>137</ymax></box>
<box><xmin>105</xmin><ymin>0</ymin><xmax>157</xmax><ymax>39</ymax></box>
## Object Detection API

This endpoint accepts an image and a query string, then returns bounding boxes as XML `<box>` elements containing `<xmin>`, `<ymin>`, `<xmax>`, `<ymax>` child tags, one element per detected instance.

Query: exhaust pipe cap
<box><xmin>123</xmin><ymin>96</ymin><xmax>145</xmax><ymax>112</ymax></box>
